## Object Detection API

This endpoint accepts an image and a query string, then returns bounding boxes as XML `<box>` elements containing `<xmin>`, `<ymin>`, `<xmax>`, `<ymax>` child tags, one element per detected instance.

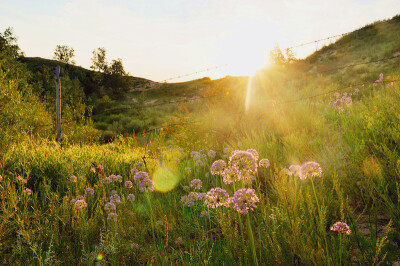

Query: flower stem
<box><xmin>310</xmin><ymin>177</ymin><xmax>330</xmax><ymax>265</ymax></box>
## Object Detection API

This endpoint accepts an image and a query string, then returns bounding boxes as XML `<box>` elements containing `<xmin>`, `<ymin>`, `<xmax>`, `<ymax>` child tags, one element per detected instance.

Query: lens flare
<box><xmin>95</xmin><ymin>253</ymin><xmax>104</xmax><ymax>261</ymax></box>
<box><xmin>152</xmin><ymin>167</ymin><xmax>179</xmax><ymax>192</ymax></box>
<box><xmin>245</xmin><ymin>76</ymin><xmax>254</xmax><ymax>112</ymax></box>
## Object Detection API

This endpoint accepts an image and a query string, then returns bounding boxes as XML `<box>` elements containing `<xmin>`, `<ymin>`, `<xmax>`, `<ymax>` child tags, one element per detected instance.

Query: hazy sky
<box><xmin>0</xmin><ymin>0</ymin><xmax>399</xmax><ymax>82</ymax></box>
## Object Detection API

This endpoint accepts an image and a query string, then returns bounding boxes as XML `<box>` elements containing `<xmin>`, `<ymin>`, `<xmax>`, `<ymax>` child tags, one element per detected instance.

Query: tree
<box><xmin>91</xmin><ymin>47</ymin><xmax>107</xmax><ymax>72</ymax></box>
<box><xmin>0</xmin><ymin>27</ymin><xmax>23</xmax><ymax>60</ymax></box>
<box><xmin>268</xmin><ymin>43</ymin><xmax>285</xmax><ymax>65</ymax></box>
<box><xmin>284</xmin><ymin>48</ymin><xmax>296</xmax><ymax>64</ymax></box>
<box><xmin>53</xmin><ymin>45</ymin><xmax>75</xmax><ymax>65</ymax></box>
<box><xmin>108</xmin><ymin>58</ymin><xmax>126</xmax><ymax>75</ymax></box>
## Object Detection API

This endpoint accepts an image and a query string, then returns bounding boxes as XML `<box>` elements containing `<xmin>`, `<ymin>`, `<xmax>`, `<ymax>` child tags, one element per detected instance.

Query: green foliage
<box><xmin>53</xmin><ymin>45</ymin><xmax>75</xmax><ymax>65</ymax></box>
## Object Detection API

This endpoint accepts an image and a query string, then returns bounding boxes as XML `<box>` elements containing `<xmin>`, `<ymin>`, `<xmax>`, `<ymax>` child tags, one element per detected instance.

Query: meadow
<box><xmin>1</xmin><ymin>15</ymin><xmax>400</xmax><ymax>265</ymax></box>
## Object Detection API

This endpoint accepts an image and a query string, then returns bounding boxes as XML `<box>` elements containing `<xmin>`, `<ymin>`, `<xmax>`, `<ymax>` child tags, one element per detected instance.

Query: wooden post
<box><xmin>55</xmin><ymin>65</ymin><xmax>62</xmax><ymax>145</ymax></box>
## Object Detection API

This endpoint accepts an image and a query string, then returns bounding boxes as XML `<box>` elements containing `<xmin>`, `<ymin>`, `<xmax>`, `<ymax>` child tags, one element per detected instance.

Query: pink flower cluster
<box><xmin>330</xmin><ymin>221</ymin><xmax>351</xmax><ymax>235</ymax></box>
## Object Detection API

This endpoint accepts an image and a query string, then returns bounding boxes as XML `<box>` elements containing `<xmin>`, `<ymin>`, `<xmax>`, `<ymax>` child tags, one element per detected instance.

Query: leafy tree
<box><xmin>0</xmin><ymin>27</ymin><xmax>23</xmax><ymax>60</ymax></box>
<box><xmin>108</xmin><ymin>58</ymin><xmax>127</xmax><ymax>75</ymax></box>
<box><xmin>102</xmin><ymin>58</ymin><xmax>131</xmax><ymax>98</ymax></box>
<box><xmin>284</xmin><ymin>48</ymin><xmax>296</xmax><ymax>64</ymax></box>
<box><xmin>91</xmin><ymin>47</ymin><xmax>107</xmax><ymax>72</ymax></box>
<box><xmin>268</xmin><ymin>43</ymin><xmax>285</xmax><ymax>65</ymax></box>
<box><xmin>53</xmin><ymin>45</ymin><xmax>75</xmax><ymax>65</ymax></box>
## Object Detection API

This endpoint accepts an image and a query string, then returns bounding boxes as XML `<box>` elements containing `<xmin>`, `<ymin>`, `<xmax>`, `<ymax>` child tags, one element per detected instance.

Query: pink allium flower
<box><xmin>210</xmin><ymin>160</ymin><xmax>226</xmax><ymax>175</ymax></box>
<box><xmin>204</xmin><ymin>187</ymin><xmax>230</xmax><ymax>208</ymax></box>
<box><xmin>207</xmin><ymin>150</ymin><xmax>216</xmax><ymax>158</ymax></box>
<box><xmin>104</xmin><ymin>201</ymin><xmax>116</xmax><ymax>211</ymax></box>
<box><xmin>69</xmin><ymin>176</ymin><xmax>77</xmax><ymax>183</ymax></box>
<box><xmin>125</xmin><ymin>181</ymin><xmax>133</xmax><ymax>189</ymax></box>
<box><xmin>259</xmin><ymin>158</ymin><xmax>270</xmax><ymax>168</ymax></box>
<box><xmin>127</xmin><ymin>193</ymin><xmax>135</xmax><ymax>201</ymax></box>
<box><xmin>299</xmin><ymin>161</ymin><xmax>322</xmax><ymax>180</ymax></box>
<box><xmin>85</xmin><ymin>187</ymin><xmax>94</xmax><ymax>195</ymax></box>
<box><xmin>246</xmin><ymin>149</ymin><xmax>259</xmax><ymax>161</ymax></box>
<box><xmin>139</xmin><ymin>178</ymin><xmax>154</xmax><ymax>192</ymax></box>
<box><xmin>110</xmin><ymin>194</ymin><xmax>121</xmax><ymax>203</ymax></box>
<box><xmin>134</xmin><ymin>171</ymin><xmax>149</xmax><ymax>184</ymax></box>
<box><xmin>75</xmin><ymin>199</ymin><xmax>87</xmax><ymax>210</ymax></box>
<box><xmin>190</xmin><ymin>179</ymin><xmax>202</xmax><ymax>190</ymax></box>
<box><xmin>24</xmin><ymin>188</ymin><xmax>32</xmax><ymax>196</ymax></box>
<box><xmin>330</xmin><ymin>221</ymin><xmax>351</xmax><ymax>235</ymax></box>
<box><xmin>107</xmin><ymin>212</ymin><xmax>118</xmax><ymax>222</ymax></box>
<box><xmin>230</xmin><ymin>188</ymin><xmax>260</xmax><ymax>214</ymax></box>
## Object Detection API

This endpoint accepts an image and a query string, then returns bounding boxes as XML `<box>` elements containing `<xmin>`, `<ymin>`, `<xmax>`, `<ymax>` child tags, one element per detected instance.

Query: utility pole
<box><xmin>55</xmin><ymin>65</ymin><xmax>62</xmax><ymax>145</ymax></box>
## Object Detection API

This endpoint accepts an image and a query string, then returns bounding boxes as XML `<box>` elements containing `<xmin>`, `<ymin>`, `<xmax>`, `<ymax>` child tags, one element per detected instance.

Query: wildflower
<box><xmin>131</xmin><ymin>168</ymin><xmax>138</xmax><ymax>174</ymax></box>
<box><xmin>230</xmin><ymin>188</ymin><xmax>260</xmax><ymax>214</ymax></box>
<box><xmin>334</xmin><ymin>92</ymin><xmax>341</xmax><ymax>98</ymax></box>
<box><xmin>174</xmin><ymin>158</ymin><xmax>180</xmax><ymax>164</ymax></box>
<box><xmin>228</xmin><ymin>150</ymin><xmax>257</xmax><ymax>183</ymax></box>
<box><xmin>200</xmin><ymin>210</ymin><xmax>209</xmax><ymax>217</ymax></box>
<box><xmin>288</xmin><ymin>165</ymin><xmax>301</xmax><ymax>176</ymax></box>
<box><xmin>208</xmin><ymin>150</ymin><xmax>216</xmax><ymax>158</ymax></box>
<box><xmin>90</xmin><ymin>167</ymin><xmax>96</xmax><ymax>173</ymax></box>
<box><xmin>24</xmin><ymin>188</ymin><xmax>32</xmax><ymax>196</ymax></box>
<box><xmin>180</xmin><ymin>195</ymin><xmax>191</xmax><ymax>207</ymax></box>
<box><xmin>182</xmin><ymin>185</ymin><xmax>190</xmax><ymax>192</ymax></box>
<box><xmin>223</xmin><ymin>147</ymin><xmax>230</xmax><ymax>154</ymax></box>
<box><xmin>229</xmin><ymin>150</ymin><xmax>257</xmax><ymax>174</ymax></box>
<box><xmin>76</xmin><ymin>195</ymin><xmax>84</xmax><ymax>200</ymax></box>
<box><xmin>107</xmin><ymin>212</ymin><xmax>118</xmax><ymax>222</ymax></box>
<box><xmin>179</xmin><ymin>148</ymin><xmax>184</xmax><ymax>153</ymax></box>
<box><xmin>168</xmin><ymin>144</ymin><xmax>173</xmax><ymax>150</ymax></box>
<box><xmin>174</xmin><ymin>237</ymin><xmax>184</xmax><ymax>246</ymax></box>
<box><xmin>103</xmin><ymin>176</ymin><xmax>111</xmax><ymax>184</ymax></box>
<box><xmin>299</xmin><ymin>161</ymin><xmax>322</xmax><ymax>180</ymax></box>
<box><xmin>115</xmin><ymin>175</ymin><xmax>123</xmax><ymax>182</ymax></box>
<box><xmin>190</xmin><ymin>179</ymin><xmax>202</xmax><ymax>190</ymax></box>
<box><xmin>204</xmin><ymin>187</ymin><xmax>230</xmax><ymax>208</ymax></box>
<box><xmin>75</xmin><ymin>199</ymin><xmax>87</xmax><ymax>210</ymax></box>
<box><xmin>85</xmin><ymin>187</ymin><xmax>94</xmax><ymax>195</ymax></box>
<box><xmin>210</xmin><ymin>160</ymin><xmax>226</xmax><ymax>175</ymax></box>
<box><xmin>342</xmin><ymin>96</ymin><xmax>352</xmax><ymax>107</ymax></box>
<box><xmin>191</xmin><ymin>151</ymin><xmax>200</xmax><ymax>159</ymax></box>
<box><xmin>127</xmin><ymin>193</ymin><xmax>135</xmax><ymax>201</ymax></box>
<box><xmin>16</xmin><ymin>176</ymin><xmax>27</xmax><ymax>183</ymax></box>
<box><xmin>63</xmin><ymin>195</ymin><xmax>70</xmax><ymax>202</ymax></box>
<box><xmin>110</xmin><ymin>194</ymin><xmax>121</xmax><ymax>203</ymax></box>
<box><xmin>70</xmin><ymin>198</ymin><xmax>77</xmax><ymax>205</ymax></box>
<box><xmin>137</xmin><ymin>162</ymin><xmax>145</xmax><ymax>170</ymax></box>
<box><xmin>221</xmin><ymin>166</ymin><xmax>240</xmax><ymax>184</ymax></box>
<box><xmin>134</xmin><ymin>171</ymin><xmax>149</xmax><ymax>184</ymax></box>
<box><xmin>202</xmin><ymin>154</ymin><xmax>207</xmax><ymax>159</ymax></box>
<box><xmin>104</xmin><ymin>201</ymin><xmax>116</xmax><ymax>211</ymax></box>
<box><xmin>330</xmin><ymin>221</ymin><xmax>351</xmax><ymax>235</ymax></box>
<box><xmin>246</xmin><ymin>149</ymin><xmax>259</xmax><ymax>161</ymax></box>
<box><xmin>70</xmin><ymin>175</ymin><xmax>77</xmax><ymax>183</ymax></box>
<box><xmin>259</xmin><ymin>158</ymin><xmax>270</xmax><ymax>168</ymax></box>
<box><xmin>125</xmin><ymin>180</ymin><xmax>133</xmax><ymax>189</ymax></box>
<box><xmin>195</xmin><ymin>160</ymin><xmax>204</xmax><ymax>167</ymax></box>
<box><xmin>354</xmin><ymin>88</ymin><xmax>360</xmax><ymax>93</ymax></box>
<box><xmin>185</xmin><ymin>167</ymin><xmax>191</xmax><ymax>174</ymax></box>
<box><xmin>139</xmin><ymin>178</ymin><xmax>154</xmax><ymax>192</ymax></box>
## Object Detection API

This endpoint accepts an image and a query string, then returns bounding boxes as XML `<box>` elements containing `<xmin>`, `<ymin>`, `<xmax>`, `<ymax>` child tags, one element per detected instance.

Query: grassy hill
<box><xmin>2</xmin><ymin>14</ymin><xmax>400</xmax><ymax>265</ymax></box>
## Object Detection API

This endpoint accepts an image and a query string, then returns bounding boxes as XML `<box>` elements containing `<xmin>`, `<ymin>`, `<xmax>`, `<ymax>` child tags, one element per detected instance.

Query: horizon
<box><xmin>1</xmin><ymin>0</ymin><xmax>399</xmax><ymax>82</ymax></box>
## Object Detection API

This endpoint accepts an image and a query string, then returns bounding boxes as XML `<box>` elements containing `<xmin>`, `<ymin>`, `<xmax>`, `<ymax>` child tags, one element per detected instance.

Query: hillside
<box><xmin>2</xmin><ymin>13</ymin><xmax>400</xmax><ymax>265</ymax></box>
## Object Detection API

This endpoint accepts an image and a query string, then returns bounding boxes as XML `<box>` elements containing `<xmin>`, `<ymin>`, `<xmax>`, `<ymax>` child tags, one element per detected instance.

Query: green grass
<box><xmin>2</xmin><ymin>13</ymin><xmax>400</xmax><ymax>265</ymax></box>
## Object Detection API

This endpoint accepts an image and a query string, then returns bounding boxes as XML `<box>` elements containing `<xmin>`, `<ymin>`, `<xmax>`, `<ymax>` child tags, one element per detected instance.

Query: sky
<box><xmin>0</xmin><ymin>0</ymin><xmax>399</xmax><ymax>82</ymax></box>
